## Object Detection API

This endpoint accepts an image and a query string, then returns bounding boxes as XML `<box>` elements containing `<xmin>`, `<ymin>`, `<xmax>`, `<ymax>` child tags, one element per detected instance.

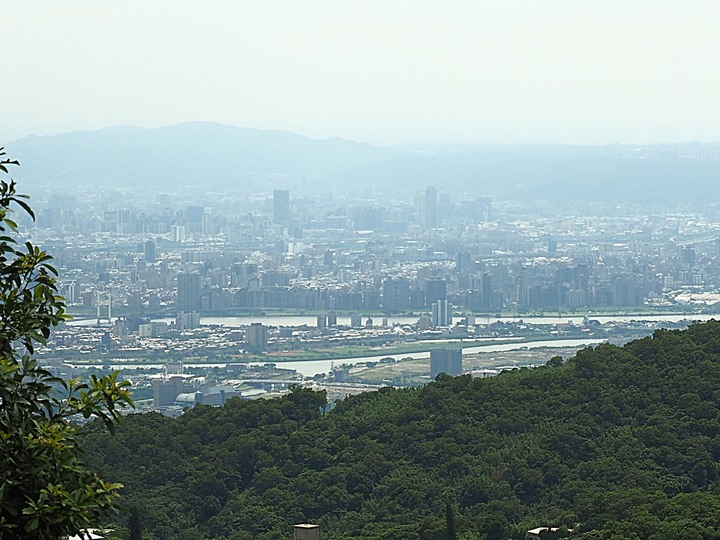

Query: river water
<box><xmin>64</xmin><ymin>312</ymin><xmax>713</xmax><ymax>377</ymax></box>
<box><xmin>249</xmin><ymin>337</ymin><xmax>608</xmax><ymax>377</ymax></box>
<box><xmin>166</xmin><ymin>313</ymin><xmax>717</xmax><ymax>327</ymax></box>
<box><xmin>67</xmin><ymin>312</ymin><xmax>716</xmax><ymax>329</ymax></box>
<box><xmin>66</xmin><ymin>337</ymin><xmax>607</xmax><ymax>377</ymax></box>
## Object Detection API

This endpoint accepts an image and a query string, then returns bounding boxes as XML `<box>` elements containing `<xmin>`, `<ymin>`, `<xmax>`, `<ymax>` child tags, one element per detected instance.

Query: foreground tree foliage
<box><xmin>0</xmin><ymin>149</ymin><xmax>134</xmax><ymax>539</ymax></box>
<box><xmin>81</xmin><ymin>319</ymin><xmax>720</xmax><ymax>539</ymax></box>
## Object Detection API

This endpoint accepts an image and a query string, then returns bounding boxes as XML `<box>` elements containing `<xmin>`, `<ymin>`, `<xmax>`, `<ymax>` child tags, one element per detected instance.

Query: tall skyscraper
<box><xmin>185</xmin><ymin>205</ymin><xmax>205</xmax><ymax>233</ymax></box>
<box><xmin>430</xmin><ymin>348</ymin><xmax>462</xmax><ymax>378</ymax></box>
<box><xmin>144</xmin><ymin>240</ymin><xmax>156</xmax><ymax>263</ymax></box>
<box><xmin>247</xmin><ymin>323</ymin><xmax>268</xmax><ymax>349</ymax></box>
<box><xmin>425</xmin><ymin>278</ymin><xmax>447</xmax><ymax>307</ymax></box>
<box><xmin>481</xmin><ymin>272</ymin><xmax>494</xmax><ymax>310</ymax></box>
<box><xmin>273</xmin><ymin>190</ymin><xmax>290</xmax><ymax>225</ymax></box>
<box><xmin>383</xmin><ymin>278</ymin><xmax>411</xmax><ymax>312</ymax></box>
<box><xmin>171</xmin><ymin>224</ymin><xmax>186</xmax><ymax>243</ymax></box>
<box><xmin>424</xmin><ymin>186</ymin><xmax>438</xmax><ymax>229</ymax></box>
<box><xmin>177</xmin><ymin>272</ymin><xmax>201</xmax><ymax>312</ymax></box>
<box><xmin>472</xmin><ymin>196</ymin><xmax>492</xmax><ymax>223</ymax></box>
<box><xmin>431</xmin><ymin>300</ymin><xmax>452</xmax><ymax>328</ymax></box>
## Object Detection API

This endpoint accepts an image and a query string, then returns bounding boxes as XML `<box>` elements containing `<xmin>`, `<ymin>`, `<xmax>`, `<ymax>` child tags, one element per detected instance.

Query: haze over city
<box><xmin>7</xmin><ymin>2</ymin><xmax>720</xmax><ymax>539</ymax></box>
<box><xmin>3</xmin><ymin>0</ymin><xmax>720</xmax><ymax>146</ymax></box>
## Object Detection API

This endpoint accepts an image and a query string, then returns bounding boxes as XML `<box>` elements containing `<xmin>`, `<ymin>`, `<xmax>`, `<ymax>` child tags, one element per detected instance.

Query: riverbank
<box><xmin>59</xmin><ymin>335</ymin><xmax>589</xmax><ymax>367</ymax></box>
<box><xmin>66</xmin><ymin>306</ymin><xmax>719</xmax><ymax>326</ymax></box>
<box><xmin>63</xmin><ymin>336</ymin><xmax>609</xmax><ymax>378</ymax></box>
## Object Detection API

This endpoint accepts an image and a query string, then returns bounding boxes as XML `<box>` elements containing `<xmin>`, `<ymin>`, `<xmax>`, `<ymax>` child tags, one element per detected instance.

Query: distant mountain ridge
<box><xmin>335</xmin><ymin>145</ymin><xmax>720</xmax><ymax>204</ymax></box>
<box><xmin>8</xmin><ymin>123</ymin><xmax>720</xmax><ymax>205</ymax></box>
<box><xmin>7</xmin><ymin>122</ymin><xmax>401</xmax><ymax>189</ymax></box>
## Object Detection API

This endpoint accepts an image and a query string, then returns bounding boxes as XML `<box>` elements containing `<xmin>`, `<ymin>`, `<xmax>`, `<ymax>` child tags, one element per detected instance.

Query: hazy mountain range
<box><xmin>7</xmin><ymin>122</ymin><xmax>720</xmax><ymax>206</ymax></box>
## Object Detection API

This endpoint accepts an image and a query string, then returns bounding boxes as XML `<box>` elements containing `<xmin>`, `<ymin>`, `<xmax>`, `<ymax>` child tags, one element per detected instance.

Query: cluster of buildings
<box><xmin>31</xmin><ymin>186</ymin><xmax>720</xmax><ymax>323</ymax></box>
<box><xmin>24</xmin><ymin>182</ymin><xmax>720</xmax><ymax>391</ymax></box>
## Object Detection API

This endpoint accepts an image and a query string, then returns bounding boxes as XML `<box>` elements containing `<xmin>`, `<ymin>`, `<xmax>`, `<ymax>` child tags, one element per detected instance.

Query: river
<box><xmin>68</xmin><ymin>313</ymin><xmax>717</xmax><ymax>328</ymax></box>
<box><xmin>188</xmin><ymin>313</ymin><xmax>716</xmax><ymax>327</ymax></box>
<box><xmin>63</xmin><ymin>312</ymin><xmax>711</xmax><ymax>377</ymax></box>
<box><xmin>65</xmin><ymin>337</ymin><xmax>607</xmax><ymax>377</ymax></box>
<box><xmin>250</xmin><ymin>337</ymin><xmax>607</xmax><ymax>376</ymax></box>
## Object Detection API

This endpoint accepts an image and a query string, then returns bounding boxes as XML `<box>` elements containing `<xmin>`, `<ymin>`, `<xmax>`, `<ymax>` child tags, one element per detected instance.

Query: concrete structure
<box><xmin>273</xmin><ymin>189</ymin><xmax>290</xmax><ymax>225</ymax></box>
<box><xmin>197</xmin><ymin>385</ymin><xmax>238</xmax><ymax>406</ymax></box>
<box><xmin>139</xmin><ymin>321</ymin><xmax>169</xmax><ymax>338</ymax></box>
<box><xmin>177</xmin><ymin>272</ymin><xmax>201</xmax><ymax>312</ymax></box>
<box><xmin>175</xmin><ymin>392</ymin><xmax>198</xmax><ymax>408</ymax></box>
<box><xmin>153</xmin><ymin>376</ymin><xmax>184</xmax><ymax>408</ymax></box>
<box><xmin>294</xmin><ymin>524</ymin><xmax>320</xmax><ymax>540</ymax></box>
<box><xmin>171</xmin><ymin>224</ymin><xmax>186</xmax><ymax>242</ymax></box>
<box><xmin>430</xmin><ymin>348</ymin><xmax>462</xmax><ymax>378</ymax></box>
<box><xmin>144</xmin><ymin>239</ymin><xmax>156</xmax><ymax>263</ymax></box>
<box><xmin>425</xmin><ymin>278</ymin><xmax>447</xmax><ymax>307</ymax></box>
<box><xmin>431</xmin><ymin>299</ymin><xmax>451</xmax><ymax>328</ymax></box>
<box><xmin>247</xmin><ymin>322</ymin><xmax>268</xmax><ymax>349</ymax></box>
<box><xmin>165</xmin><ymin>360</ymin><xmax>183</xmax><ymax>375</ymax></box>
<box><xmin>383</xmin><ymin>278</ymin><xmax>410</xmax><ymax>312</ymax></box>
<box><xmin>424</xmin><ymin>185</ymin><xmax>438</xmax><ymax>229</ymax></box>
<box><xmin>176</xmin><ymin>311</ymin><xmax>201</xmax><ymax>330</ymax></box>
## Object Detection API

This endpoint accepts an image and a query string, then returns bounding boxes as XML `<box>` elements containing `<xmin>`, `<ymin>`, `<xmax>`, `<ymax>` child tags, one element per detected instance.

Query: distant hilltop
<box><xmin>6</xmin><ymin>122</ymin><xmax>399</xmax><ymax>191</ymax></box>
<box><xmin>7</xmin><ymin>122</ymin><xmax>720</xmax><ymax>206</ymax></box>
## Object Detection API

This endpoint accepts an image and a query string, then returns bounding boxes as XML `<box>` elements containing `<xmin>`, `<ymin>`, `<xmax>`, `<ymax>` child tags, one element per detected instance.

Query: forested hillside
<box><xmin>81</xmin><ymin>321</ymin><xmax>720</xmax><ymax>540</ymax></box>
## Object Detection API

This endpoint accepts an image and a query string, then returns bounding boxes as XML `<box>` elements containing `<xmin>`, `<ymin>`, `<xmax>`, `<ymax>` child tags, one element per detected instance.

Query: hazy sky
<box><xmin>2</xmin><ymin>1</ymin><xmax>719</xmax><ymax>145</ymax></box>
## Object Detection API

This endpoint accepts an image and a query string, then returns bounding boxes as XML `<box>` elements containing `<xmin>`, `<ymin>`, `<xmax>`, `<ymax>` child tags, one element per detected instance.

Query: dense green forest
<box><xmin>80</xmin><ymin>320</ymin><xmax>720</xmax><ymax>539</ymax></box>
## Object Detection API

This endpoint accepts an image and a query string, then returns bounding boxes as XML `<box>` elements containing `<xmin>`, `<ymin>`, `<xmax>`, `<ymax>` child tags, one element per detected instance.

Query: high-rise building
<box><xmin>456</xmin><ymin>252</ymin><xmax>472</xmax><ymax>273</ymax></box>
<box><xmin>383</xmin><ymin>278</ymin><xmax>411</xmax><ymax>312</ymax></box>
<box><xmin>481</xmin><ymin>272</ymin><xmax>494</xmax><ymax>310</ymax></box>
<box><xmin>177</xmin><ymin>272</ymin><xmax>201</xmax><ymax>312</ymax></box>
<box><xmin>100</xmin><ymin>331</ymin><xmax>114</xmax><ymax>352</ymax></box>
<box><xmin>430</xmin><ymin>348</ymin><xmax>462</xmax><ymax>378</ymax></box>
<box><xmin>352</xmin><ymin>206</ymin><xmax>383</xmax><ymax>231</ymax></box>
<box><xmin>682</xmin><ymin>246</ymin><xmax>696</xmax><ymax>267</ymax></box>
<box><xmin>144</xmin><ymin>240</ymin><xmax>156</xmax><ymax>263</ymax></box>
<box><xmin>175</xmin><ymin>311</ymin><xmax>201</xmax><ymax>330</ymax></box>
<box><xmin>425</xmin><ymin>278</ymin><xmax>447</xmax><ymax>307</ymax></box>
<box><xmin>171</xmin><ymin>224</ymin><xmax>186</xmax><ymax>243</ymax></box>
<box><xmin>247</xmin><ymin>322</ymin><xmax>268</xmax><ymax>349</ymax></box>
<box><xmin>152</xmin><ymin>376</ymin><xmax>184</xmax><ymax>408</ymax></box>
<box><xmin>61</xmin><ymin>281</ymin><xmax>77</xmax><ymax>303</ymax></box>
<box><xmin>424</xmin><ymin>186</ymin><xmax>438</xmax><ymax>229</ymax></box>
<box><xmin>431</xmin><ymin>300</ymin><xmax>452</xmax><ymax>328</ymax></box>
<box><xmin>472</xmin><ymin>196</ymin><xmax>492</xmax><ymax>223</ymax></box>
<box><xmin>185</xmin><ymin>205</ymin><xmax>205</xmax><ymax>233</ymax></box>
<box><xmin>273</xmin><ymin>190</ymin><xmax>290</xmax><ymax>225</ymax></box>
